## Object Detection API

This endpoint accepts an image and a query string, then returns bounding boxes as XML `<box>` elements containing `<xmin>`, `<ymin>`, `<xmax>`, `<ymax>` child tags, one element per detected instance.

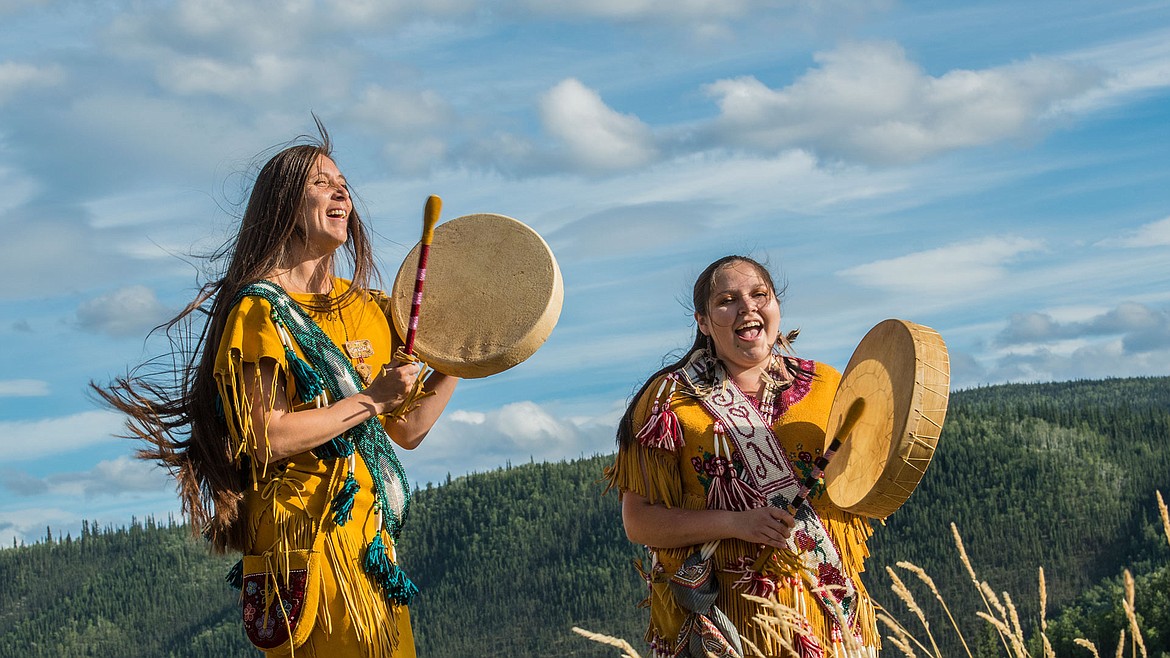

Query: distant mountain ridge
<box><xmin>1</xmin><ymin>376</ymin><xmax>1167</xmax><ymax>657</ymax></box>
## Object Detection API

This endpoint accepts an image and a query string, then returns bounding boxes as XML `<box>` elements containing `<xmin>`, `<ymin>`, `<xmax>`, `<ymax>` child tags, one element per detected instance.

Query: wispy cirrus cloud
<box><xmin>839</xmin><ymin>236</ymin><xmax>1046</xmax><ymax>296</ymax></box>
<box><xmin>0</xmin><ymin>456</ymin><xmax>171</xmax><ymax>499</ymax></box>
<box><xmin>0</xmin><ymin>410</ymin><xmax>125</xmax><ymax>461</ymax></box>
<box><xmin>0</xmin><ymin>380</ymin><xmax>50</xmax><ymax>397</ymax></box>
<box><xmin>1097</xmin><ymin>216</ymin><xmax>1170</xmax><ymax>248</ymax></box>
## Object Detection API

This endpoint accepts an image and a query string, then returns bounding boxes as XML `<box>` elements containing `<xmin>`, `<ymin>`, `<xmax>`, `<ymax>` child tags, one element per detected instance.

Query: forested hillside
<box><xmin>0</xmin><ymin>518</ymin><xmax>242</xmax><ymax>657</ymax></box>
<box><xmin>0</xmin><ymin>376</ymin><xmax>1167</xmax><ymax>657</ymax></box>
<box><xmin>868</xmin><ymin>377</ymin><xmax>1170</xmax><ymax>655</ymax></box>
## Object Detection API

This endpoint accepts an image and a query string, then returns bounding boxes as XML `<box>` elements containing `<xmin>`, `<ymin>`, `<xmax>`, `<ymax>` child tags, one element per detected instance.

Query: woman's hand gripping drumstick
<box><xmin>384</xmin><ymin>195</ymin><xmax>443</xmax><ymax>422</ymax></box>
<box><xmin>752</xmin><ymin>398</ymin><xmax>867</xmax><ymax>572</ymax></box>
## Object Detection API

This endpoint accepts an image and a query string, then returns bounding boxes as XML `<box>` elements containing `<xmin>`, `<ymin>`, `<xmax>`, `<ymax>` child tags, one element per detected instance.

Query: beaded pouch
<box><xmin>241</xmin><ymin>549</ymin><xmax>322</xmax><ymax>651</ymax></box>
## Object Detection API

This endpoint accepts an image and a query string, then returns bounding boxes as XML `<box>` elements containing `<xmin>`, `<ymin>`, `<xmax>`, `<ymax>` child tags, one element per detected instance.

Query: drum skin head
<box><xmin>390</xmin><ymin>213</ymin><xmax>564</xmax><ymax>379</ymax></box>
<box><xmin>823</xmin><ymin>319</ymin><xmax>950</xmax><ymax>520</ymax></box>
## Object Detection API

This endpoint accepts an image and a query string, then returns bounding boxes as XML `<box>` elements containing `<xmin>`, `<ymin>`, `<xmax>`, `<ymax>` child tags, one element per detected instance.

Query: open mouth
<box><xmin>327</xmin><ymin>208</ymin><xmax>348</xmax><ymax>220</ymax></box>
<box><xmin>735</xmin><ymin>321</ymin><xmax>763</xmax><ymax>342</ymax></box>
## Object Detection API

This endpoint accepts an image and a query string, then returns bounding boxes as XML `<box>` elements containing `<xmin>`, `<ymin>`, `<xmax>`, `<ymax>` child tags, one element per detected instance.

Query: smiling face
<box><xmin>695</xmin><ymin>259</ymin><xmax>781</xmax><ymax>382</ymax></box>
<box><xmin>296</xmin><ymin>154</ymin><xmax>352</xmax><ymax>257</ymax></box>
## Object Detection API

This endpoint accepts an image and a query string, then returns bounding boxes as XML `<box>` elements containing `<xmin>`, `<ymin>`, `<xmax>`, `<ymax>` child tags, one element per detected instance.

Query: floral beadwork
<box><xmin>692</xmin><ymin>450</ymin><xmax>739</xmax><ymax>487</ymax></box>
<box><xmin>793</xmin><ymin>528</ymin><xmax>829</xmax><ymax>562</ymax></box>
<box><xmin>788</xmin><ymin>445</ymin><xmax>827</xmax><ymax>500</ymax></box>
<box><xmin>817</xmin><ymin>562</ymin><xmax>849</xmax><ymax>604</ymax></box>
<box><xmin>241</xmin><ymin>568</ymin><xmax>309</xmax><ymax>650</ymax></box>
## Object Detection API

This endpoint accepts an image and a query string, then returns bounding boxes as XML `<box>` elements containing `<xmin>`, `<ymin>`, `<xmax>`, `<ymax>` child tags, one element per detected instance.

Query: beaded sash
<box><xmin>676</xmin><ymin>350</ymin><xmax>859</xmax><ymax>628</ymax></box>
<box><xmin>234</xmin><ymin>281</ymin><xmax>411</xmax><ymax>539</ymax></box>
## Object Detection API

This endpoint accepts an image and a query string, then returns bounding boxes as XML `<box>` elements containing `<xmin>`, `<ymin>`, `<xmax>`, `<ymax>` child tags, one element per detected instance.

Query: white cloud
<box><xmin>0</xmin><ymin>491</ymin><xmax>182</xmax><ymax>548</ymax></box>
<box><xmin>704</xmin><ymin>41</ymin><xmax>1101</xmax><ymax>164</ymax></box>
<box><xmin>515</xmin><ymin>0</ymin><xmax>756</xmax><ymax>20</ymax></box>
<box><xmin>399</xmin><ymin>399</ymin><xmax>618</xmax><ymax>486</ymax></box>
<box><xmin>998</xmin><ymin>302</ymin><xmax>1170</xmax><ymax>350</ymax></box>
<box><xmin>166</xmin><ymin>0</ymin><xmax>316</xmax><ymax>49</ymax></box>
<box><xmin>103</xmin><ymin>5</ymin><xmax>352</xmax><ymax>106</ymax></box>
<box><xmin>509</xmin><ymin>0</ymin><xmax>885</xmax><ymax>24</ymax></box>
<box><xmin>0</xmin><ymin>506</ymin><xmax>81</xmax><ymax>549</ymax></box>
<box><xmin>839</xmin><ymin>236</ymin><xmax>1046</xmax><ymax>296</ymax></box>
<box><xmin>347</xmin><ymin>85</ymin><xmax>457</xmax><ymax>174</ymax></box>
<box><xmin>1</xmin><ymin>456</ymin><xmax>171</xmax><ymax>499</ymax></box>
<box><xmin>0</xmin><ymin>60</ymin><xmax>64</xmax><ymax>104</ymax></box>
<box><xmin>0</xmin><ymin>410</ymin><xmax>125</xmax><ymax>461</ymax></box>
<box><xmin>76</xmin><ymin>285</ymin><xmax>172</xmax><ymax>337</ymax></box>
<box><xmin>540</xmin><ymin>78</ymin><xmax>658</xmax><ymax>172</ymax></box>
<box><xmin>548</xmin><ymin>200</ymin><xmax>716</xmax><ymax>259</ymax></box>
<box><xmin>323</xmin><ymin>0</ymin><xmax>474</xmax><ymax>23</ymax></box>
<box><xmin>105</xmin><ymin>0</ymin><xmax>473</xmax><ymax>65</ymax></box>
<box><xmin>986</xmin><ymin>338</ymin><xmax>1170</xmax><ymax>385</ymax></box>
<box><xmin>447</xmin><ymin>409</ymin><xmax>486</xmax><ymax>424</ymax></box>
<box><xmin>1054</xmin><ymin>28</ymin><xmax>1170</xmax><ymax>115</ymax></box>
<box><xmin>350</xmin><ymin>85</ymin><xmax>455</xmax><ymax>134</ymax></box>
<box><xmin>0</xmin><ymin>380</ymin><xmax>50</xmax><ymax>397</ymax></box>
<box><xmin>1099</xmin><ymin>216</ymin><xmax>1170</xmax><ymax>248</ymax></box>
<box><xmin>159</xmin><ymin>54</ymin><xmax>302</xmax><ymax>97</ymax></box>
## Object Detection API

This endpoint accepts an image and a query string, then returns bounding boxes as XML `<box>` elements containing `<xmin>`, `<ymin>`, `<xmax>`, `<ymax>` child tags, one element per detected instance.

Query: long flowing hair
<box><xmin>615</xmin><ymin>255</ymin><xmax>805</xmax><ymax>448</ymax></box>
<box><xmin>93</xmin><ymin>120</ymin><xmax>379</xmax><ymax>553</ymax></box>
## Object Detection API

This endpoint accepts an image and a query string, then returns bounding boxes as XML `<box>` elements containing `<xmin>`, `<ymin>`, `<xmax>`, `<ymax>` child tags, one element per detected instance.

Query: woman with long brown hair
<box><xmin>96</xmin><ymin>122</ymin><xmax>455</xmax><ymax>656</ymax></box>
<box><xmin>606</xmin><ymin>255</ymin><xmax>878</xmax><ymax>657</ymax></box>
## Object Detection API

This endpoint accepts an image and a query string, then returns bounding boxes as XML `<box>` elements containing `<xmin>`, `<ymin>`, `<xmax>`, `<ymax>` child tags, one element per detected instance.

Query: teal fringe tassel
<box><xmin>226</xmin><ymin>559</ymin><xmax>243</xmax><ymax>591</ymax></box>
<box><xmin>363</xmin><ymin>532</ymin><xmax>391</xmax><ymax>584</ymax></box>
<box><xmin>330</xmin><ymin>472</ymin><xmax>361</xmax><ymax>526</ymax></box>
<box><xmin>382</xmin><ymin>563</ymin><xmax>419</xmax><ymax>606</ymax></box>
<box><xmin>313</xmin><ymin>436</ymin><xmax>354</xmax><ymax>460</ymax></box>
<box><xmin>363</xmin><ymin>533</ymin><xmax>418</xmax><ymax>606</ymax></box>
<box><xmin>285</xmin><ymin>346</ymin><xmax>324</xmax><ymax>401</ymax></box>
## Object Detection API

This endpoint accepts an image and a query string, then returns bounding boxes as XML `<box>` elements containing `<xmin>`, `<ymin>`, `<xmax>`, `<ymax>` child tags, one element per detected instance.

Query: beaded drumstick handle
<box><xmin>385</xmin><ymin>196</ymin><xmax>441</xmax><ymax>421</ymax></box>
<box><xmin>404</xmin><ymin>195</ymin><xmax>441</xmax><ymax>356</ymax></box>
<box><xmin>752</xmin><ymin>398</ymin><xmax>866</xmax><ymax>572</ymax></box>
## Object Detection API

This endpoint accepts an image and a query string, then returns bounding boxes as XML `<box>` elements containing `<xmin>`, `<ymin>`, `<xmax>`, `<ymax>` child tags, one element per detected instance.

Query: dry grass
<box><xmin>570</xmin><ymin>626</ymin><xmax>644</xmax><ymax>658</ymax></box>
<box><xmin>1120</xmin><ymin>571</ymin><xmax>1148</xmax><ymax>658</ymax></box>
<box><xmin>877</xmin><ymin>492</ymin><xmax>1170</xmax><ymax>658</ymax></box>
<box><xmin>1074</xmin><ymin>638</ymin><xmax>1101</xmax><ymax>658</ymax></box>
<box><xmin>1158</xmin><ymin>490</ymin><xmax>1170</xmax><ymax>550</ymax></box>
<box><xmin>575</xmin><ymin>491</ymin><xmax>1170</xmax><ymax>657</ymax></box>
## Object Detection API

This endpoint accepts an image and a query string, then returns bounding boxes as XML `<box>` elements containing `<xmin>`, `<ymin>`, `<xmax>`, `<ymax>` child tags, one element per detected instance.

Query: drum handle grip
<box><xmin>752</xmin><ymin>398</ymin><xmax>866</xmax><ymax>572</ymax></box>
<box><xmin>404</xmin><ymin>195</ymin><xmax>442</xmax><ymax>356</ymax></box>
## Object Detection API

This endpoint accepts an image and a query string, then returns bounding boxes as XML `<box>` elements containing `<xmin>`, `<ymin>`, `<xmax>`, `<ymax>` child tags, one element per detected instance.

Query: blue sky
<box><xmin>1</xmin><ymin>0</ymin><xmax>1168</xmax><ymax>547</ymax></box>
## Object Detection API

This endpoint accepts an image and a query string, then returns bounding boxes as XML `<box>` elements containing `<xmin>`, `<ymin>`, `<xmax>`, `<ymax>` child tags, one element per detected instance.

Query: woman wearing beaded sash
<box><xmin>605</xmin><ymin>256</ymin><xmax>878</xmax><ymax>657</ymax></box>
<box><xmin>96</xmin><ymin>122</ymin><xmax>456</xmax><ymax>657</ymax></box>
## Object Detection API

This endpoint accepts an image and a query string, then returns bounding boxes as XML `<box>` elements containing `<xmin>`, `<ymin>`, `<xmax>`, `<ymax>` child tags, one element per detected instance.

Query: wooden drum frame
<box><xmin>822</xmin><ymin>319</ymin><xmax>950</xmax><ymax>520</ymax></box>
<box><xmin>389</xmin><ymin>213</ymin><xmax>564</xmax><ymax>379</ymax></box>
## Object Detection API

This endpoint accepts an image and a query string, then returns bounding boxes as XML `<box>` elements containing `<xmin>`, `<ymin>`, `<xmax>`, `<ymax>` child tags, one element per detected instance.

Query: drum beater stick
<box><xmin>752</xmin><ymin>397</ymin><xmax>867</xmax><ymax>572</ymax></box>
<box><xmin>403</xmin><ymin>195</ymin><xmax>441</xmax><ymax>356</ymax></box>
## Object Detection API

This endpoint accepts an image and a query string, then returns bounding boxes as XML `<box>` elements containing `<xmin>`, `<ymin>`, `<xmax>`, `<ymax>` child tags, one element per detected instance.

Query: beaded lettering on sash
<box><xmin>676</xmin><ymin>350</ymin><xmax>860</xmax><ymax>629</ymax></box>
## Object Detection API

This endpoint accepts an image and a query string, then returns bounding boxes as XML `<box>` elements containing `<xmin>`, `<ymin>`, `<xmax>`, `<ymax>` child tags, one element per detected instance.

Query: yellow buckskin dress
<box><xmin>606</xmin><ymin>359</ymin><xmax>879</xmax><ymax>658</ymax></box>
<box><xmin>215</xmin><ymin>278</ymin><xmax>415</xmax><ymax>657</ymax></box>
